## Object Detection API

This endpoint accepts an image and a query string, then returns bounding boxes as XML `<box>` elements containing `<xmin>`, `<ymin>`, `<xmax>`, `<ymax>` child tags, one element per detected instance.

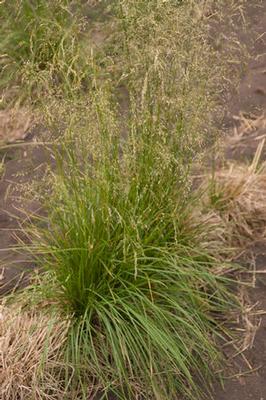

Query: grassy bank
<box><xmin>0</xmin><ymin>1</ymin><xmax>244</xmax><ymax>399</ymax></box>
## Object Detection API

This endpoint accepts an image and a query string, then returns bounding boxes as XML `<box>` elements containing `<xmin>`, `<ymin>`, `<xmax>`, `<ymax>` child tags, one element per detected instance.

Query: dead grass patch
<box><xmin>0</xmin><ymin>301</ymin><xmax>71</xmax><ymax>400</ymax></box>
<box><xmin>204</xmin><ymin>139</ymin><xmax>266</xmax><ymax>251</ymax></box>
<box><xmin>228</xmin><ymin>113</ymin><xmax>266</xmax><ymax>148</ymax></box>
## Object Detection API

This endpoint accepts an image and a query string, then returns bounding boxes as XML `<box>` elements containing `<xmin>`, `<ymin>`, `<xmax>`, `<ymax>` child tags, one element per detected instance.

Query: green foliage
<box><xmin>0</xmin><ymin>0</ymin><xmax>89</xmax><ymax>105</ymax></box>
<box><xmin>28</xmin><ymin>86</ymin><xmax>234</xmax><ymax>399</ymax></box>
<box><xmin>16</xmin><ymin>0</ymin><xmax>237</xmax><ymax>398</ymax></box>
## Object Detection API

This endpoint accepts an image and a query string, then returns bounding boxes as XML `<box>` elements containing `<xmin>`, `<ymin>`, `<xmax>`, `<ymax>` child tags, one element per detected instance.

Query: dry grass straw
<box><xmin>0</xmin><ymin>156</ymin><xmax>4</xmax><ymax>177</ymax></box>
<box><xmin>204</xmin><ymin>137</ymin><xmax>266</xmax><ymax>252</ymax></box>
<box><xmin>0</xmin><ymin>299</ymin><xmax>71</xmax><ymax>400</ymax></box>
<box><xmin>202</xmin><ymin>132</ymin><xmax>266</xmax><ymax>379</ymax></box>
<box><xmin>215</xmin><ymin>284</ymin><xmax>266</xmax><ymax>382</ymax></box>
<box><xmin>228</xmin><ymin>113</ymin><xmax>266</xmax><ymax>149</ymax></box>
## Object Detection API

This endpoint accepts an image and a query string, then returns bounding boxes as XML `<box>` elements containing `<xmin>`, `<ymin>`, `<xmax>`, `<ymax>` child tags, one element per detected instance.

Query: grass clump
<box><xmin>2</xmin><ymin>0</ymin><xmax>242</xmax><ymax>399</ymax></box>
<box><xmin>30</xmin><ymin>120</ymin><xmax>228</xmax><ymax>400</ymax></box>
<box><xmin>27</xmin><ymin>87</ymin><xmax>234</xmax><ymax>399</ymax></box>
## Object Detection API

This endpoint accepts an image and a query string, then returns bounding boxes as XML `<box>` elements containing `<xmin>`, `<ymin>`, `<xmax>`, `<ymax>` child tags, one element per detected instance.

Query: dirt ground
<box><xmin>213</xmin><ymin>1</ymin><xmax>266</xmax><ymax>399</ymax></box>
<box><xmin>0</xmin><ymin>137</ymin><xmax>50</xmax><ymax>294</ymax></box>
<box><xmin>0</xmin><ymin>0</ymin><xmax>266</xmax><ymax>399</ymax></box>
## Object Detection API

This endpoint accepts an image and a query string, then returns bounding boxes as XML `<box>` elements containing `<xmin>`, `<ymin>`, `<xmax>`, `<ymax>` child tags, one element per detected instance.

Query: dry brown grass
<box><xmin>203</xmin><ymin>139</ymin><xmax>266</xmax><ymax>253</ymax></box>
<box><xmin>0</xmin><ymin>301</ymin><xmax>71</xmax><ymax>400</ymax></box>
<box><xmin>224</xmin><ymin>113</ymin><xmax>266</xmax><ymax>161</ymax></box>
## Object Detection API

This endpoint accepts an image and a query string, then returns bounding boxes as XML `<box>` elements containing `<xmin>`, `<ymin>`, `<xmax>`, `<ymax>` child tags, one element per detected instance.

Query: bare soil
<box><xmin>213</xmin><ymin>0</ymin><xmax>266</xmax><ymax>399</ymax></box>
<box><xmin>0</xmin><ymin>133</ymin><xmax>50</xmax><ymax>295</ymax></box>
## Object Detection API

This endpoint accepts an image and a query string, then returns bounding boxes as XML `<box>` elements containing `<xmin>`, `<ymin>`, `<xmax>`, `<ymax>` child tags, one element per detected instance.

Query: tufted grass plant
<box><xmin>25</xmin><ymin>86</ymin><xmax>235</xmax><ymax>399</ymax></box>
<box><xmin>7</xmin><ymin>0</ymin><xmax>244</xmax><ymax>398</ymax></box>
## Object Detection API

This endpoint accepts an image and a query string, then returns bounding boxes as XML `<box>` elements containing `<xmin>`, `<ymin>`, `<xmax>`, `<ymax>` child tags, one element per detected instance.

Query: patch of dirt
<box><xmin>220</xmin><ymin>0</ymin><xmax>266</xmax><ymax>128</ymax></box>
<box><xmin>0</xmin><ymin>133</ymin><xmax>50</xmax><ymax>295</ymax></box>
<box><xmin>213</xmin><ymin>244</ymin><xmax>266</xmax><ymax>400</ymax></box>
<box><xmin>213</xmin><ymin>0</ymin><xmax>266</xmax><ymax>399</ymax></box>
<box><xmin>0</xmin><ymin>107</ymin><xmax>32</xmax><ymax>143</ymax></box>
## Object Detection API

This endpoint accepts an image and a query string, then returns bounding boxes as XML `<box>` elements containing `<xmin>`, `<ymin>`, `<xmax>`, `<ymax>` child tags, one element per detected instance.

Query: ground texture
<box><xmin>213</xmin><ymin>1</ymin><xmax>266</xmax><ymax>399</ymax></box>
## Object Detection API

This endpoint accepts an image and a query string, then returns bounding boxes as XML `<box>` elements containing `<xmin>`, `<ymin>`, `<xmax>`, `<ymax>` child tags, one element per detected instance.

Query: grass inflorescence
<box><xmin>0</xmin><ymin>0</ymin><xmax>89</xmax><ymax>107</ymax></box>
<box><xmin>0</xmin><ymin>0</ymin><xmax>244</xmax><ymax>399</ymax></box>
